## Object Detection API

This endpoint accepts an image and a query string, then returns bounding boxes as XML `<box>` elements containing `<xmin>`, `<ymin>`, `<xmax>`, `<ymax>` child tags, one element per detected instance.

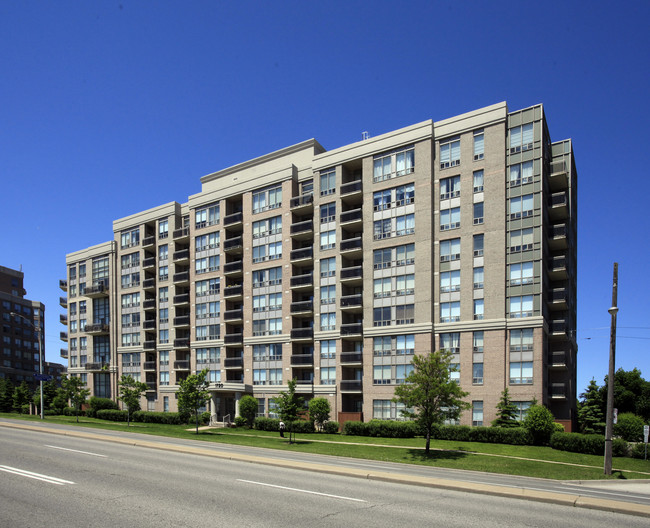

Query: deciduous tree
<box><xmin>62</xmin><ymin>375</ymin><xmax>90</xmax><ymax>423</ymax></box>
<box><xmin>308</xmin><ymin>397</ymin><xmax>330</xmax><ymax>431</ymax></box>
<box><xmin>177</xmin><ymin>368</ymin><xmax>211</xmax><ymax>434</ymax></box>
<box><xmin>272</xmin><ymin>378</ymin><xmax>304</xmax><ymax>443</ymax></box>
<box><xmin>238</xmin><ymin>394</ymin><xmax>258</xmax><ymax>427</ymax></box>
<box><xmin>118</xmin><ymin>375</ymin><xmax>148</xmax><ymax>426</ymax></box>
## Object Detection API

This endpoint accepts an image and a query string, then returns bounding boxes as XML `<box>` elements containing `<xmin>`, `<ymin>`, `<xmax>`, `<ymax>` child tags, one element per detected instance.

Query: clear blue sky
<box><xmin>1</xmin><ymin>1</ymin><xmax>648</xmax><ymax>396</ymax></box>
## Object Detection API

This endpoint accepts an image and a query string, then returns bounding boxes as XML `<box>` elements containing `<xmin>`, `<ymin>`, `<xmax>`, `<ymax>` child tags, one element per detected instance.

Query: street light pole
<box><xmin>11</xmin><ymin>311</ymin><xmax>44</xmax><ymax>420</ymax></box>
<box><xmin>604</xmin><ymin>263</ymin><xmax>618</xmax><ymax>476</ymax></box>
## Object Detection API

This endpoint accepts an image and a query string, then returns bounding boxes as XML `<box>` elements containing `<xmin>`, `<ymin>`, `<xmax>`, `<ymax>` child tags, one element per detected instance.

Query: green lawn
<box><xmin>2</xmin><ymin>412</ymin><xmax>649</xmax><ymax>481</ymax></box>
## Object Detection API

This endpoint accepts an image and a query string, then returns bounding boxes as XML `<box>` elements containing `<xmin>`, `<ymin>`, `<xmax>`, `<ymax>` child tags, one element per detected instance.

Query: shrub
<box><xmin>89</xmin><ymin>397</ymin><xmax>118</xmax><ymax>415</ymax></box>
<box><xmin>254</xmin><ymin>417</ymin><xmax>281</xmax><ymax>431</ymax></box>
<box><xmin>97</xmin><ymin>409</ymin><xmax>128</xmax><ymax>421</ymax></box>
<box><xmin>550</xmin><ymin>432</ymin><xmax>629</xmax><ymax>457</ymax></box>
<box><xmin>431</xmin><ymin>424</ymin><xmax>471</xmax><ymax>442</ymax></box>
<box><xmin>234</xmin><ymin>416</ymin><xmax>247</xmax><ymax>427</ymax></box>
<box><xmin>201</xmin><ymin>411</ymin><xmax>211</xmax><ymax>425</ymax></box>
<box><xmin>289</xmin><ymin>420</ymin><xmax>316</xmax><ymax>434</ymax></box>
<box><xmin>131</xmin><ymin>411</ymin><xmax>183</xmax><ymax>425</ymax></box>
<box><xmin>522</xmin><ymin>405</ymin><xmax>556</xmax><ymax>445</ymax></box>
<box><xmin>342</xmin><ymin>420</ymin><xmax>418</xmax><ymax>438</ymax></box>
<box><xmin>238</xmin><ymin>395</ymin><xmax>258</xmax><ymax>427</ymax></box>
<box><xmin>322</xmin><ymin>421</ymin><xmax>340</xmax><ymax>434</ymax></box>
<box><xmin>63</xmin><ymin>406</ymin><xmax>85</xmax><ymax>417</ymax></box>
<box><xmin>613</xmin><ymin>413</ymin><xmax>644</xmax><ymax>442</ymax></box>
<box><xmin>629</xmin><ymin>442</ymin><xmax>649</xmax><ymax>459</ymax></box>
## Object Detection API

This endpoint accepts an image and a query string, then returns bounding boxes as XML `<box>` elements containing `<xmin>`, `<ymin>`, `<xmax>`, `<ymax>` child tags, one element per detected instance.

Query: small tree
<box><xmin>308</xmin><ymin>397</ymin><xmax>330</xmax><ymax>431</ymax></box>
<box><xmin>51</xmin><ymin>387</ymin><xmax>68</xmax><ymax>415</ymax></box>
<box><xmin>578</xmin><ymin>379</ymin><xmax>605</xmax><ymax>434</ymax></box>
<box><xmin>238</xmin><ymin>395</ymin><xmax>258</xmax><ymax>427</ymax></box>
<box><xmin>492</xmin><ymin>388</ymin><xmax>520</xmax><ymax>427</ymax></box>
<box><xmin>613</xmin><ymin>412</ymin><xmax>644</xmax><ymax>442</ymax></box>
<box><xmin>393</xmin><ymin>350</ymin><xmax>470</xmax><ymax>454</ymax></box>
<box><xmin>62</xmin><ymin>375</ymin><xmax>90</xmax><ymax>423</ymax></box>
<box><xmin>12</xmin><ymin>381</ymin><xmax>32</xmax><ymax>413</ymax></box>
<box><xmin>272</xmin><ymin>378</ymin><xmax>304</xmax><ymax>443</ymax></box>
<box><xmin>0</xmin><ymin>378</ymin><xmax>14</xmax><ymax>412</ymax></box>
<box><xmin>522</xmin><ymin>404</ymin><xmax>556</xmax><ymax>445</ymax></box>
<box><xmin>177</xmin><ymin>368</ymin><xmax>211</xmax><ymax>434</ymax></box>
<box><xmin>118</xmin><ymin>375</ymin><xmax>148</xmax><ymax>426</ymax></box>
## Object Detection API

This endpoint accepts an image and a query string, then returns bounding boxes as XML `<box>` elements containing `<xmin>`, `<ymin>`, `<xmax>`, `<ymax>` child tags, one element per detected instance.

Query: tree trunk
<box><xmin>425</xmin><ymin>430</ymin><xmax>431</xmax><ymax>454</ymax></box>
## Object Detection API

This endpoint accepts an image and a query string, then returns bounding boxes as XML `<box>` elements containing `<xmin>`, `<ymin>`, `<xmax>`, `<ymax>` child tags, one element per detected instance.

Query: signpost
<box><xmin>644</xmin><ymin>425</ymin><xmax>649</xmax><ymax>461</ymax></box>
<box><xmin>33</xmin><ymin>374</ymin><xmax>53</xmax><ymax>382</ymax></box>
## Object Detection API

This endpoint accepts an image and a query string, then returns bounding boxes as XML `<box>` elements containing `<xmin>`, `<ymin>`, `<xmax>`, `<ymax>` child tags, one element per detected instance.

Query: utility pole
<box><xmin>604</xmin><ymin>263</ymin><xmax>618</xmax><ymax>475</ymax></box>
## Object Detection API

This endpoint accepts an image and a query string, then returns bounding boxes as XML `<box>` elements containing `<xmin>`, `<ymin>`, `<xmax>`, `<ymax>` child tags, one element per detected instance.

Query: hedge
<box><xmin>550</xmin><ymin>432</ymin><xmax>628</xmax><ymax>457</ymax></box>
<box><xmin>343</xmin><ymin>420</ymin><xmax>418</xmax><ymax>438</ymax></box>
<box><xmin>321</xmin><ymin>421</ymin><xmax>340</xmax><ymax>434</ymax></box>
<box><xmin>63</xmin><ymin>406</ymin><xmax>85</xmax><ymax>417</ymax></box>
<box><xmin>97</xmin><ymin>409</ymin><xmax>128</xmax><ymax>421</ymax></box>
<box><xmin>254</xmin><ymin>417</ymin><xmax>281</xmax><ymax>431</ymax></box>
<box><xmin>131</xmin><ymin>411</ymin><xmax>184</xmax><ymax>425</ymax></box>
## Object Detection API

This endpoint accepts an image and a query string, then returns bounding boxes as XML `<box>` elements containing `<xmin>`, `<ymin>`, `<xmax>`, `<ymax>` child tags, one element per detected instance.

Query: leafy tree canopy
<box><xmin>177</xmin><ymin>369</ymin><xmax>211</xmax><ymax>434</ymax></box>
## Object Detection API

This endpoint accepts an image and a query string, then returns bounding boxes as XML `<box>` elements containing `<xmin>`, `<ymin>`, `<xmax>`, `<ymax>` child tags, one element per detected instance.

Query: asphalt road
<box><xmin>1</xmin><ymin>421</ymin><xmax>649</xmax><ymax>527</ymax></box>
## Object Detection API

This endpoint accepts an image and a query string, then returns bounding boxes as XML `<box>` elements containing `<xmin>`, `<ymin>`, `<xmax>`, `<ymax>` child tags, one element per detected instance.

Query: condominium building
<box><xmin>1</xmin><ymin>265</ymin><xmax>45</xmax><ymax>387</ymax></box>
<box><xmin>60</xmin><ymin>102</ymin><xmax>578</xmax><ymax>430</ymax></box>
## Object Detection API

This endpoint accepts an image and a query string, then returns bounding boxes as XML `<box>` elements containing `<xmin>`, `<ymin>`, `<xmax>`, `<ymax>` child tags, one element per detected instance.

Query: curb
<box><xmin>3</xmin><ymin>421</ymin><xmax>649</xmax><ymax>518</ymax></box>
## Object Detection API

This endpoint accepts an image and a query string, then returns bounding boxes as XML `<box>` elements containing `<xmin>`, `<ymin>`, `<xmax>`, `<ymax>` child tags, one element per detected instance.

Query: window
<box><xmin>121</xmin><ymin>332</ymin><xmax>140</xmax><ymax>347</ymax></box>
<box><xmin>121</xmin><ymin>312</ymin><xmax>140</xmax><ymax>328</ymax></box>
<box><xmin>252</xmin><ymin>242</ymin><xmax>282</xmax><ymax>263</ymax></box>
<box><xmin>320</xmin><ymin>230</ymin><xmax>336</xmax><ymax>250</ymax></box>
<box><xmin>509</xmin><ymin>161</ymin><xmax>534</xmax><ymax>186</ymax></box>
<box><xmin>373</xmin><ymin>366</ymin><xmax>391</xmax><ymax>385</ymax></box>
<box><xmin>440</xmin><ymin>138</ymin><xmax>460</xmax><ymax>169</ymax></box>
<box><xmin>79</xmin><ymin>263</ymin><xmax>86</xmax><ymax>278</ymax></box>
<box><xmin>373</xmin><ymin>189</ymin><xmax>392</xmax><ymax>211</ymax></box>
<box><xmin>374</xmin><ymin>305</ymin><xmax>413</xmax><ymax>326</ymax></box>
<box><xmin>320</xmin><ymin>203</ymin><xmax>335</xmax><ymax>223</ymax></box>
<box><xmin>196</xmin><ymin>301</ymin><xmax>220</xmax><ymax>319</ymax></box>
<box><xmin>320</xmin><ymin>340</ymin><xmax>336</xmax><ymax>359</ymax></box>
<box><xmin>440</xmin><ymin>207</ymin><xmax>460</xmax><ymax>231</ymax></box>
<box><xmin>160</xmin><ymin>371</ymin><xmax>170</xmax><ymax>386</ymax></box>
<box><xmin>509</xmin><ymin>194</ymin><xmax>534</xmax><ymax>219</ymax></box>
<box><xmin>473</xmin><ymin>267</ymin><xmax>484</xmax><ymax>289</ymax></box>
<box><xmin>510</xmin><ymin>328</ymin><xmax>534</xmax><ymax>352</ymax></box>
<box><xmin>320</xmin><ymin>313</ymin><xmax>336</xmax><ymax>331</ymax></box>
<box><xmin>252</xmin><ymin>344</ymin><xmax>281</xmax><ymax>362</ymax></box>
<box><xmin>159</xmin><ymin>308</ymin><xmax>169</xmax><ymax>323</ymax></box>
<box><xmin>473</xmin><ymin>234</ymin><xmax>484</xmax><ymax>257</ymax></box>
<box><xmin>473</xmin><ymin>202</ymin><xmax>484</xmax><ymax>225</ymax></box>
<box><xmin>513</xmin><ymin>401</ymin><xmax>532</xmax><ymax>421</ymax></box>
<box><xmin>440</xmin><ymin>270</ymin><xmax>460</xmax><ymax>293</ymax></box>
<box><xmin>439</xmin><ymin>332</ymin><xmax>460</xmax><ymax>353</ymax></box>
<box><xmin>372</xmin><ymin>400</ymin><xmax>410</xmax><ymax>420</ymax></box>
<box><xmin>510</xmin><ymin>361</ymin><xmax>533</xmax><ymax>384</ymax></box>
<box><xmin>395</xmin><ymin>183</ymin><xmax>415</xmax><ymax>206</ymax></box>
<box><xmin>252</xmin><ymin>318</ymin><xmax>282</xmax><ymax>336</ymax></box>
<box><xmin>440</xmin><ymin>238</ymin><xmax>460</xmax><ymax>262</ymax></box>
<box><xmin>509</xmin><ymin>228</ymin><xmax>534</xmax><ymax>253</ymax></box>
<box><xmin>509</xmin><ymin>295</ymin><xmax>534</xmax><ymax>318</ymax></box>
<box><xmin>374</xmin><ymin>183</ymin><xmax>415</xmax><ymax>209</ymax></box>
<box><xmin>373</xmin><ymin>145</ymin><xmax>414</xmax><ymax>182</ymax></box>
<box><xmin>158</xmin><ymin>266</ymin><xmax>168</xmax><ymax>281</ymax></box>
<box><xmin>373</xmin><ymin>218</ymin><xmax>392</xmax><ymax>240</ymax></box>
<box><xmin>440</xmin><ymin>301</ymin><xmax>460</xmax><ymax>323</ymax></box>
<box><xmin>440</xmin><ymin>175</ymin><xmax>460</xmax><ymax>199</ymax></box>
<box><xmin>163</xmin><ymin>396</ymin><xmax>169</xmax><ymax>412</ymax></box>
<box><xmin>253</xmin><ymin>368</ymin><xmax>282</xmax><ymax>386</ymax></box>
<box><xmin>373</xmin><ymin>307</ymin><xmax>391</xmax><ymax>327</ymax></box>
<box><xmin>252</xmin><ymin>185</ymin><xmax>282</xmax><ymax>213</ymax></box>
<box><xmin>509</xmin><ymin>123</ymin><xmax>534</xmax><ymax>154</ymax></box>
<box><xmin>471</xmin><ymin>172</ymin><xmax>484</xmax><ymax>195</ymax></box>
<box><xmin>449</xmin><ymin>363</ymin><xmax>460</xmax><ymax>384</ymax></box>
<box><xmin>69</xmin><ymin>266</ymin><xmax>77</xmax><ymax>280</ymax></box>
<box><xmin>252</xmin><ymin>267</ymin><xmax>281</xmax><ymax>287</ymax></box>
<box><xmin>158</xmin><ymin>244</ymin><xmax>169</xmax><ymax>261</ymax></box>
<box><xmin>121</xmin><ymin>272</ymin><xmax>140</xmax><ymax>289</ymax></box>
<box><xmin>195</xmin><ymin>255</ymin><xmax>220</xmax><ymax>274</ymax></box>
<box><xmin>196</xmin><ymin>347</ymin><xmax>221</xmax><ymax>364</ymax></box>
<box><xmin>320</xmin><ymin>258</ymin><xmax>336</xmax><ymax>278</ymax></box>
<box><xmin>395</xmin><ymin>304</ymin><xmax>414</xmax><ymax>325</ymax></box>
<box><xmin>320</xmin><ymin>367</ymin><xmax>336</xmax><ymax>385</ymax></box>
<box><xmin>196</xmin><ymin>324</ymin><xmax>220</xmax><ymax>341</ymax></box>
<box><xmin>395</xmin><ymin>274</ymin><xmax>415</xmax><ymax>296</ymax></box>
<box><xmin>121</xmin><ymin>252</ymin><xmax>140</xmax><ymax>269</ymax></box>
<box><xmin>473</xmin><ymin>299</ymin><xmax>484</xmax><ymax>320</ymax></box>
<box><xmin>253</xmin><ymin>293</ymin><xmax>280</xmax><ymax>312</ymax></box>
<box><xmin>159</xmin><ymin>351</ymin><xmax>169</xmax><ymax>366</ymax></box>
<box><xmin>395</xmin><ymin>243</ymin><xmax>415</xmax><ymax>265</ymax></box>
<box><xmin>320</xmin><ymin>285</ymin><xmax>336</xmax><ymax>305</ymax></box>
<box><xmin>473</xmin><ymin>129</ymin><xmax>484</xmax><ymax>160</ymax></box>
<box><xmin>509</xmin><ymin>262</ymin><xmax>534</xmax><ymax>285</ymax></box>
<box><xmin>92</xmin><ymin>257</ymin><xmax>109</xmax><ymax>286</ymax></box>
<box><xmin>395</xmin><ymin>214</ymin><xmax>414</xmax><ymax>236</ymax></box>
<box><xmin>253</xmin><ymin>216</ymin><xmax>282</xmax><ymax>238</ymax></box>
<box><xmin>195</xmin><ymin>203</ymin><xmax>220</xmax><ymax>228</ymax></box>
<box><xmin>320</xmin><ymin>168</ymin><xmax>336</xmax><ymax>196</ymax></box>
<box><xmin>195</xmin><ymin>232</ymin><xmax>220</xmax><ymax>251</ymax></box>
<box><xmin>120</xmin><ymin>228</ymin><xmax>140</xmax><ymax>249</ymax></box>
<box><xmin>473</xmin><ymin>362</ymin><xmax>484</xmax><ymax>385</ymax></box>
<box><xmin>158</xmin><ymin>220</ymin><xmax>169</xmax><ymax>239</ymax></box>
<box><xmin>472</xmin><ymin>401</ymin><xmax>484</xmax><ymax>426</ymax></box>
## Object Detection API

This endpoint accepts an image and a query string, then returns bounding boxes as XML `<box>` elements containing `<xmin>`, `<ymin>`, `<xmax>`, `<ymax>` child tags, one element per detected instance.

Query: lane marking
<box><xmin>237</xmin><ymin>479</ymin><xmax>366</xmax><ymax>502</ymax></box>
<box><xmin>45</xmin><ymin>445</ymin><xmax>107</xmax><ymax>458</ymax></box>
<box><xmin>0</xmin><ymin>465</ymin><xmax>75</xmax><ymax>485</ymax></box>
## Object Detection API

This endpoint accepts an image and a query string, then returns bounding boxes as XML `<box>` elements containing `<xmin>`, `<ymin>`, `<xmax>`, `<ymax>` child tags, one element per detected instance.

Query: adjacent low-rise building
<box><xmin>60</xmin><ymin>102</ymin><xmax>578</xmax><ymax>429</ymax></box>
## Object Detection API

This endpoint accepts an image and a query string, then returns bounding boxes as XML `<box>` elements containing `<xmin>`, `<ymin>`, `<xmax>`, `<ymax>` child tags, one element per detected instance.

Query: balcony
<box><xmin>340</xmin><ymin>266</ymin><xmax>363</xmax><ymax>284</ymax></box>
<box><xmin>60</xmin><ymin>348</ymin><xmax>68</xmax><ymax>359</ymax></box>
<box><xmin>290</xmin><ymin>273</ymin><xmax>313</xmax><ymax>290</ymax></box>
<box><xmin>143</xmin><ymin>340</ymin><xmax>156</xmax><ymax>350</ymax></box>
<box><xmin>548</xmin><ymin>191</ymin><xmax>569</xmax><ymax>220</ymax></box>
<box><xmin>290</xmin><ymin>354</ymin><xmax>314</xmax><ymax>366</ymax></box>
<box><xmin>173</xmin><ymin>271</ymin><xmax>189</xmax><ymax>285</ymax></box>
<box><xmin>59</xmin><ymin>279</ymin><xmax>68</xmax><ymax>291</ymax></box>
<box><xmin>548</xmin><ymin>160</ymin><xmax>568</xmax><ymax>191</ymax></box>
<box><xmin>59</xmin><ymin>296</ymin><xmax>67</xmax><ymax>309</ymax></box>
<box><xmin>143</xmin><ymin>235</ymin><xmax>155</xmax><ymax>247</ymax></box>
<box><xmin>143</xmin><ymin>361</ymin><xmax>157</xmax><ymax>371</ymax></box>
<box><xmin>340</xmin><ymin>208</ymin><xmax>362</xmax><ymax>227</ymax></box>
<box><xmin>549</xmin><ymin>382</ymin><xmax>567</xmax><ymax>400</ymax></box>
<box><xmin>143</xmin><ymin>278</ymin><xmax>156</xmax><ymax>290</ymax></box>
<box><xmin>174</xmin><ymin>360</ymin><xmax>190</xmax><ymax>370</ymax></box>
<box><xmin>173</xmin><ymin>227</ymin><xmax>190</xmax><ymax>240</ymax></box>
<box><xmin>224</xmin><ymin>357</ymin><xmax>244</xmax><ymax>368</ymax></box>
<box><xmin>340</xmin><ymin>237</ymin><xmax>362</xmax><ymax>256</ymax></box>
<box><xmin>224</xmin><ymin>333</ymin><xmax>243</xmax><ymax>345</ymax></box>
<box><xmin>143</xmin><ymin>256</ymin><xmax>156</xmax><ymax>269</ymax></box>
<box><xmin>223</xmin><ymin>260</ymin><xmax>243</xmax><ymax>276</ymax></box>
<box><xmin>85</xmin><ymin>362</ymin><xmax>110</xmax><ymax>372</ymax></box>
<box><xmin>173</xmin><ymin>293</ymin><xmax>190</xmax><ymax>305</ymax></box>
<box><xmin>290</xmin><ymin>247</ymin><xmax>313</xmax><ymax>263</ymax></box>
<box><xmin>223</xmin><ymin>211</ymin><xmax>243</xmax><ymax>227</ymax></box>
<box><xmin>290</xmin><ymin>327</ymin><xmax>313</xmax><ymax>341</ymax></box>
<box><xmin>549</xmin><ymin>319</ymin><xmax>569</xmax><ymax>339</ymax></box>
<box><xmin>290</xmin><ymin>220</ymin><xmax>313</xmax><ymax>239</ymax></box>
<box><xmin>173</xmin><ymin>249</ymin><xmax>190</xmax><ymax>263</ymax></box>
<box><xmin>290</xmin><ymin>193</ymin><xmax>313</xmax><ymax>211</ymax></box>
<box><xmin>146</xmin><ymin>381</ymin><xmax>157</xmax><ymax>391</ymax></box>
<box><xmin>290</xmin><ymin>300</ymin><xmax>313</xmax><ymax>314</ymax></box>
<box><xmin>143</xmin><ymin>299</ymin><xmax>157</xmax><ymax>310</ymax></box>
<box><xmin>173</xmin><ymin>315</ymin><xmax>190</xmax><ymax>327</ymax></box>
<box><xmin>174</xmin><ymin>338</ymin><xmax>190</xmax><ymax>348</ymax></box>
<box><xmin>548</xmin><ymin>255</ymin><xmax>568</xmax><ymax>280</ymax></box>
<box><xmin>340</xmin><ymin>294</ymin><xmax>362</xmax><ymax>310</ymax></box>
<box><xmin>223</xmin><ymin>236</ymin><xmax>243</xmax><ymax>253</ymax></box>
<box><xmin>340</xmin><ymin>380</ymin><xmax>363</xmax><ymax>392</ymax></box>
<box><xmin>340</xmin><ymin>323</ymin><xmax>363</xmax><ymax>337</ymax></box>
<box><xmin>224</xmin><ymin>309</ymin><xmax>243</xmax><ymax>322</ymax></box>
<box><xmin>60</xmin><ymin>331</ymin><xmax>68</xmax><ymax>341</ymax></box>
<box><xmin>60</xmin><ymin>314</ymin><xmax>68</xmax><ymax>325</ymax></box>
<box><xmin>143</xmin><ymin>319</ymin><xmax>156</xmax><ymax>330</ymax></box>
<box><xmin>548</xmin><ymin>223</ymin><xmax>568</xmax><ymax>250</ymax></box>
<box><xmin>223</xmin><ymin>285</ymin><xmax>243</xmax><ymax>299</ymax></box>
<box><xmin>549</xmin><ymin>350</ymin><xmax>567</xmax><ymax>369</ymax></box>
<box><xmin>85</xmin><ymin>283</ymin><xmax>109</xmax><ymax>298</ymax></box>
<box><xmin>85</xmin><ymin>323</ymin><xmax>110</xmax><ymax>335</ymax></box>
<box><xmin>340</xmin><ymin>180</ymin><xmax>362</xmax><ymax>198</ymax></box>
<box><xmin>340</xmin><ymin>352</ymin><xmax>363</xmax><ymax>364</ymax></box>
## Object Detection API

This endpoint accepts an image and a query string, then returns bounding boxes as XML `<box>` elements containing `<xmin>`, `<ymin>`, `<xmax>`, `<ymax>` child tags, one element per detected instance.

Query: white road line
<box><xmin>0</xmin><ymin>465</ymin><xmax>75</xmax><ymax>485</ymax></box>
<box><xmin>237</xmin><ymin>479</ymin><xmax>366</xmax><ymax>502</ymax></box>
<box><xmin>45</xmin><ymin>445</ymin><xmax>107</xmax><ymax>458</ymax></box>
